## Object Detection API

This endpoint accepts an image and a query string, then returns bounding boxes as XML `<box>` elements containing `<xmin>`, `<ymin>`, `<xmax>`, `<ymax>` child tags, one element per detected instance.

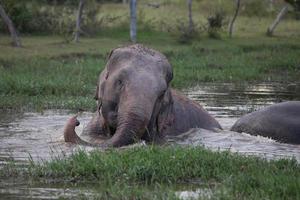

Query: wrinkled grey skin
<box><xmin>231</xmin><ymin>101</ymin><xmax>300</xmax><ymax>144</ymax></box>
<box><xmin>78</xmin><ymin>44</ymin><xmax>221</xmax><ymax>147</ymax></box>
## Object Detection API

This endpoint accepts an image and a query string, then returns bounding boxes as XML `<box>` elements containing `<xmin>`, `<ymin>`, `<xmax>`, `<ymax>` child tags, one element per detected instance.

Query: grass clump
<box><xmin>25</xmin><ymin>146</ymin><xmax>300</xmax><ymax>199</ymax></box>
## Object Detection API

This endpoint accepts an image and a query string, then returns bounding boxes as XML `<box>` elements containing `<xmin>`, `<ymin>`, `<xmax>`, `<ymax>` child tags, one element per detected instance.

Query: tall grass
<box><xmin>0</xmin><ymin>32</ymin><xmax>299</xmax><ymax>111</ymax></box>
<box><xmin>0</xmin><ymin>55</ymin><xmax>104</xmax><ymax>111</ymax></box>
<box><xmin>24</xmin><ymin>146</ymin><xmax>300</xmax><ymax>199</ymax></box>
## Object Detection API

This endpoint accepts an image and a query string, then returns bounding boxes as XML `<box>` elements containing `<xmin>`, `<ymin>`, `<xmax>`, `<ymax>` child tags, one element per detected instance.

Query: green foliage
<box><xmin>40</xmin><ymin>0</ymin><xmax>80</xmax><ymax>6</ymax></box>
<box><xmin>207</xmin><ymin>8</ymin><xmax>226</xmax><ymax>39</ymax></box>
<box><xmin>170</xmin><ymin>40</ymin><xmax>300</xmax><ymax>87</ymax></box>
<box><xmin>1</xmin><ymin>0</ymin><xmax>299</xmax><ymax>37</ymax></box>
<box><xmin>0</xmin><ymin>0</ymin><xmax>34</xmax><ymax>32</ymax></box>
<box><xmin>25</xmin><ymin>146</ymin><xmax>300</xmax><ymax>199</ymax></box>
<box><xmin>0</xmin><ymin>34</ymin><xmax>299</xmax><ymax>110</ymax></box>
<box><xmin>0</xmin><ymin>54</ymin><xmax>104</xmax><ymax>110</ymax></box>
<box><xmin>286</xmin><ymin>0</ymin><xmax>300</xmax><ymax>19</ymax></box>
<box><xmin>0</xmin><ymin>0</ymin><xmax>101</xmax><ymax>36</ymax></box>
<box><xmin>174</xmin><ymin>19</ymin><xmax>196</xmax><ymax>44</ymax></box>
<box><xmin>285</xmin><ymin>0</ymin><xmax>300</xmax><ymax>10</ymax></box>
<box><xmin>240</xmin><ymin>0</ymin><xmax>270</xmax><ymax>17</ymax></box>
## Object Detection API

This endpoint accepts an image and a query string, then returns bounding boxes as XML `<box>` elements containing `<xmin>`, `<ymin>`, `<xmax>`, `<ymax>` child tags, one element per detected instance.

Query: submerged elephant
<box><xmin>64</xmin><ymin>44</ymin><xmax>221</xmax><ymax>147</ymax></box>
<box><xmin>231</xmin><ymin>101</ymin><xmax>300</xmax><ymax>144</ymax></box>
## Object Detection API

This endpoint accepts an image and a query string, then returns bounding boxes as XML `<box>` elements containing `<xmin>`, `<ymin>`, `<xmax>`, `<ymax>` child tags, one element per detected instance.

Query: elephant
<box><xmin>231</xmin><ymin>101</ymin><xmax>300</xmax><ymax>144</ymax></box>
<box><xmin>64</xmin><ymin>44</ymin><xmax>222</xmax><ymax>147</ymax></box>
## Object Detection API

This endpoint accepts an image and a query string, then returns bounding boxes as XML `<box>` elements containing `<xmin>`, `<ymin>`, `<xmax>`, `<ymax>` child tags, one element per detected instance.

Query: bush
<box><xmin>0</xmin><ymin>0</ymin><xmax>34</xmax><ymax>33</ymax></box>
<box><xmin>0</xmin><ymin>0</ymin><xmax>103</xmax><ymax>36</ymax></box>
<box><xmin>174</xmin><ymin>19</ymin><xmax>197</xmax><ymax>44</ymax></box>
<box><xmin>207</xmin><ymin>9</ymin><xmax>226</xmax><ymax>39</ymax></box>
<box><xmin>285</xmin><ymin>0</ymin><xmax>300</xmax><ymax>19</ymax></box>
<box><xmin>285</xmin><ymin>0</ymin><xmax>300</xmax><ymax>10</ymax></box>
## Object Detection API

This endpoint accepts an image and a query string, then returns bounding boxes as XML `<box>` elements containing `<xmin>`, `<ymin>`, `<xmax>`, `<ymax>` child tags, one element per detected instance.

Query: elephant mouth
<box><xmin>98</xmin><ymin>99</ymin><xmax>119</xmax><ymax>135</ymax></box>
<box><xmin>108</xmin><ymin>125</ymin><xmax>116</xmax><ymax>136</ymax></box>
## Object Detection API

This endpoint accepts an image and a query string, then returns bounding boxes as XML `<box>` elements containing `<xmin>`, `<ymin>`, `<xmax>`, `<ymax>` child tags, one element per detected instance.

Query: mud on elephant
<box><xmin>64</xmin><ymin>44</ymin><xmax>221</xmax><ymax>147</ymax></box>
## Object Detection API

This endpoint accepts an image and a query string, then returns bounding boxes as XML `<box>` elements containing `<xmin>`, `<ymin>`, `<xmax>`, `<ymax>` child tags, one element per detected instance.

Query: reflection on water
<box><xmin>184</xmin><ymin>82</ymin><xmax>300</xmax><ymax>129</ymax></box>
<box><xmin>0</xmin><ymin>110</ymin><xmax>93</xmax><ymax>166</ymax></box>
<box><xmin>176</xmin><ymin>188</ymin><xmax>213</xmax><ymax>200</ymax></box>
<box><xmin>167</xmin><ymin>128</ymin><xmax>300</xmax><ymax>161</ymax></box>
<box><xmin>0</xmin><ymin>82</ymin><xmax>299</xmax><ymax>199</ymax></box>
<box><xmin>0</xmin><ymin>178</ymin><xmax>95</xmax><ymax>199</ymax></box>
<box><xmin>180</xmin><ymin>82</ymin><xmax>300</xmax><ymax>161</ymax></box>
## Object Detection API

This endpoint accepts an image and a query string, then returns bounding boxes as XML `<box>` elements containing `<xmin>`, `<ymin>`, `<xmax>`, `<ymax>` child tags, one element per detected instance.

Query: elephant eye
<box><xmin>117</xmin><ymin>80</ymin><xmax>123</xmax><ymax>89</ymax></box>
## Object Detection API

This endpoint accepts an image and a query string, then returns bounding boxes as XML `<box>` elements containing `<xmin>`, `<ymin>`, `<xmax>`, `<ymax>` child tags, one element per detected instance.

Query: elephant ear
<box><xmin>162</xmin><ymin>88</ymin><xmax>173</xmax><ymax>107</ymax></box>
<box><xmin>94</xmin><ymin>66</ymin><xmax>108</xmax><ymax>110</ymax></box>
<box><xmin>165</xmin><ymin>63</ymin><xmax>173</xmax><ymax>85</ymax></box>
<box><xmin>157</xmin><ymin>88</ymin><xmax>174</xmax><ymax>134</ymax></box>
<box><xmin>159</xmin><ymin>53</ymin><xmax>173</xmax><ymax>85</ymax></box>
<box><xmin>107</xmin><ymin>49</ymin><xmax>115</xmax><ymax>61</ymax></box>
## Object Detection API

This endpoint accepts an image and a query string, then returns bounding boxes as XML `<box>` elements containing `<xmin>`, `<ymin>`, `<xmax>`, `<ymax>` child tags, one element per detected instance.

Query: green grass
<box><xmin>2</xmin><ymin>146</ymin><xmax>299</xmax><ymax>199</ymax></box>
<box><xmin>0</xmin><ymin>54</ymin><xmax>103</xmax><ymax>111</ymax></box>
<box><xmin>0</xmin><ymin>32</ymin><xmax>300</xmax><ymax>111</ymax></box>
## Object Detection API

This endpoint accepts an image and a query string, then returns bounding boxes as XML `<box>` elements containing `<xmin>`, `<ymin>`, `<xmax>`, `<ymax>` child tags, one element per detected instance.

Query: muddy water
<box><xmin>0</xmin><ymin>178</ymin><xmax>96</xmax><ymax>199</ymax></box>
<box><xmin>179</xmin><ymin>82</ymin><xmax>300</xmax><ymax>161</ymax></box>
<box><xmin>0</xmin><ymin>82</ymin><xmax>300</xmax><ymax>199</ymax></box>
<box><xmin>0</xmin><ymin>110</ymin><xmax>93</xmax><ymax>166</ymax></box>
<box><xmin>0</xmin><ymin>111</ymin><xmax>98</xmax><ymax>199</ymax></box>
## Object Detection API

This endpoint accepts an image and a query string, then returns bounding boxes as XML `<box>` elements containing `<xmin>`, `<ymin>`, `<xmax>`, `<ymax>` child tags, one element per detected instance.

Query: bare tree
<box><xmin>266</xmin><ymin>4</ymin><xmax>289</xmax><ymax>36</ymax></box>
<box><xmin>187</xmin><ymin>0</ymin><xmax>194</xmax><ymax>34</ymax></box>
<box><xmin>130</xmin><ymin>0</ymin><xmax>137</xmax><ymax>43</ymax></box>
<box><xmin>0</xmin><ymin>3</ymin><xmax>21</xmax><ymax>47</ymax></box>
<box><xmin>74</xmin><ymin>0</ymin><xmax>85</xmax><ymax>43</ymax></box>
<box><xmin>228</xmin><ymin>0</ymin><xmax>241</xmax><ymax>38</ymax></box>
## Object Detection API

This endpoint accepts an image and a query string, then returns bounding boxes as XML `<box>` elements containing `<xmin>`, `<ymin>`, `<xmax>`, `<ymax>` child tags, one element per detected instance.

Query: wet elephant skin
<box><xmin>65</xmin><ymin>44</ymin><xmax>221</xmax><ymax>147</ymax></box>
<box><xmin>231</xmin><ymin>101</ymin><xmax>300</xmax><ymax>144</ymax></box>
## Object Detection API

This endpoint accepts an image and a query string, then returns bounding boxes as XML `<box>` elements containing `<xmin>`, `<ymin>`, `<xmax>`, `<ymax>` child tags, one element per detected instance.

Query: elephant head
<box><xmin>84</xmin><ymin>44</ymin><xmax>173</xmax><ymax>147</ymax></box>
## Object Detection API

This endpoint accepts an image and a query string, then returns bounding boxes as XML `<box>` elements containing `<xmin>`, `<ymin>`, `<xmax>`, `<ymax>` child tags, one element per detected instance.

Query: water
<box><xmin>0</xmin><ymin>111</ymin><xmax>98</xmax><ymax>199</ymax></box>
<box><xmin>184</xmin><ymin>82</ymin><xmax>300</xmax><ymax>129</ymax></box>
<box><xmin>0</xmin><ymin>82</ymin><xmax>300</xmax><ymax>199</ymax></box>
<box><xmin>0</xmin><ymin>178</ymin><xmax>95</xmax><ymax>199</ymax></box>
<box><xmin>0</xmin><ymin>110</ymin><xmax>93</xmax><ymax>166</ymax></box>
<box><xmin>178</xmin><ymin>82</ymin><xmax>300</xmax><ymax>161</ymax></box>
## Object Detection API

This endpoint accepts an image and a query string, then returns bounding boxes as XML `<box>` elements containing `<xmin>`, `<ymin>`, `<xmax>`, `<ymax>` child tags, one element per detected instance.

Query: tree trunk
<box><xmin>130</xmin><ymin>0</ymin><xmax>137</xmax><ymax>43</ymax></box>
<box><xmin>228</xmin><ymin>0</ymin><xmax>241</xmax><ymax>38</ymax></box>
<box><xmin>123</xmin><ymin>0</ymin><xmax>127</xmax><ymax>5</ymax></box>
<box><xmin>187</xmin><ymin>0</ymin><xmax>194</xmax><ymax>34</ymax></box>
<box><xmin>266</xmin><ymin>4</ymin><xmax>289</xmax><ymax>36</ymax></box>
<box><xmin>0</xmin><ymin>4</ymin><xmax>21</xmax><ymax>47</ymax></box>
<box><xmin>74</xmin><ymin>0</ymin><xmax>85</xmax><ymax>43</ymax></box>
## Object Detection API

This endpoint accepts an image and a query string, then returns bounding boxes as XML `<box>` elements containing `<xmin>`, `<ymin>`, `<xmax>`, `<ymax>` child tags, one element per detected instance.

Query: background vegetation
<box><xmin>1</xmin><ymin>0</ymin><xmax>299</xmax><ymax>111</ymax></box>
<box><xmin>0</xmin><ymin>0</ymin><xmax>299</xmax><ymax>36</ymax></box>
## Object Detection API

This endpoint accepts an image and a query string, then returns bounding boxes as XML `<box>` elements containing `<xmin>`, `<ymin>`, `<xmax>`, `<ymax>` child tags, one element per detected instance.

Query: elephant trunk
<box><xmin>64</xmin><ymin>115</ymin><xmax>104</xmax><ymax>147</ymax></box>
<box><xmin>64</xmin><ymin>116</ymin><xmax>87</xmax><ymax>144</ymax></box>
<box><xmin>110</xmin><ymin>96</ymin><xmax>156</xmax><ymax>147</ymax></box>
